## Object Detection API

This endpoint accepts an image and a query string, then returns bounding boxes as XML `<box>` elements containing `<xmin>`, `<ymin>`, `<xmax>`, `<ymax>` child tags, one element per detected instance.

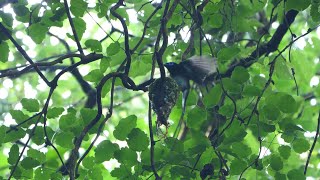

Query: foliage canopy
<box><xmin>0</xmin><ymin>0</ymin><xmax>320</xmax><ymax>179</ymax></box>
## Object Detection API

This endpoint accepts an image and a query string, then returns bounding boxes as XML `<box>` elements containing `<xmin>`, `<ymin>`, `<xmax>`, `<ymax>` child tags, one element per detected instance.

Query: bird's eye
<box><xmin>166</xmin><ymin>62</ymin><xmax>175</xmax><ymax>66</ymax></box>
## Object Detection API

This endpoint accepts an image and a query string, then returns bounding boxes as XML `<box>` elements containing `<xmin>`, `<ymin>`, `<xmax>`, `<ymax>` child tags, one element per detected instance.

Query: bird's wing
<box><xmin>187</xmin><ymin>56</ymin><xmax>217</xmax><ymax>74</ymax></box>
<box><xmin>181</xmin><ymin>56</ymin><xmax>217</xmax><ymax>83</ymax></box>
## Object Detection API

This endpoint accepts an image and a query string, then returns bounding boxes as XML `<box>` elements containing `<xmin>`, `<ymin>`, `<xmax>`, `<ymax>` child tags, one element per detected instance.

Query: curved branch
<box><xmin>222</xmin><ymin>10</ymin><xmax>299</xmax><ymax>78</ymax></box>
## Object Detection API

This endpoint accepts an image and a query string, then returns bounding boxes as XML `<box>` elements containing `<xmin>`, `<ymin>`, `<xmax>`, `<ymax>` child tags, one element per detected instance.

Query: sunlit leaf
<box><xmin>0</xmin><ymin>41</ymin><xmax>9</xmax><ymax>62</ymax></box>
<box><xmin>21</xmin><ymin>98</ymin><xmax>40</xmax><ymax>112</ymax></box>
<box><xmin>95</xmin><ymin>140</ymin><xmax>119</xmax><ymax>163</ymax></box>
<box><xmin>85</xmin><ymin>39</ymin><xmax>102</xmax><ymax>52</ymax></box>
<box><xmin>113</xmin><ymin>115</ymin><xmax>137</xmax><ymax>141</ymax></box>
<box><xmin>28</xmin><ymin>23</ymin><xmax>48</xmax><ymax>44</ymax></box>
<box><xmin>70</xmin><ymin>0</ymin><xmax>88</xmax><ymax>17</ymax></box>
<box><xmin>107</xmin><ymin>42</ymin><xmax>120</xmax><ymax>56</ymax></box>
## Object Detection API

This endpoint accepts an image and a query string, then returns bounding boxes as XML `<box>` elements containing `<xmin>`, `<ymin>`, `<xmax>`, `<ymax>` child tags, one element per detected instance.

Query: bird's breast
<box><xmin>172</xmin><ymin>75</ymin><xmax>189</xmax><ymax>91</ymax></box>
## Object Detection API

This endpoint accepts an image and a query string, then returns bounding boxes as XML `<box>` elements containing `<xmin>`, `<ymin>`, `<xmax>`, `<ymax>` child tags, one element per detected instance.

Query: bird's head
<box><xmin>164</xmin><ymin>62</ymin><xmax>179</xmax><ymax>74</ymax></box>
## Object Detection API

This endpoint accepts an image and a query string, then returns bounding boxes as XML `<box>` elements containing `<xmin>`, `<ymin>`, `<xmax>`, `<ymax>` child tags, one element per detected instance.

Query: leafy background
<box><xmin>0</xmin><ymin>0</ymin><xmax>320</xmax><ymax>179</ymax></box>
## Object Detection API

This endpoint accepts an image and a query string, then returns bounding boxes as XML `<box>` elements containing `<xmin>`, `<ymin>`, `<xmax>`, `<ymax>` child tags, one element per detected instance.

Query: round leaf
<box><xmin>21</xmin><ymin>98</ymin><xmax>39</xmax><ymax>112</ymax></box>
<box><xmin>186</xmin><ymin>106</ymin><xmax>207</xmax><ymax>130</ymax></box>
<box><xmin>107</xmin><ymin>42</ymin><xmax>120</xmax><ymax>56</ymax></box>
<box><xmin>231</xmin><ymin>66</ymin><xmax>250</xmax><ymax>83</ymax></box>
<box><xmin>203</xmin><ymin>84</ymin><xmax>222</xmax><ymax>107</ymax></box>
<box><xmin>292</xmin><ymin>138</ymin><xmax>310</xmax><ymax>153</ymax></box>
<box><xmin>113</xmin><ymin>115</ymin><xmax>137</xmax><ymax>141</ymax></box>
<box><xmin>270</xmin><ymin>155</ymin><xmax>283</xmax><ymax>171</ymax></box>
<box><xmin>21</xmin><ymin>157</ymin><xmax>40</xmax><ymax>169</ymax></box>
<box><xmin>127</xmin><ymin>128</ymin><xmax>149</xmax><ymax>151</ymax></box>
<box><xmin>95</xmin><ymin>140</ymin><xmax>119</xmax><ymax>163</ymax></box>
<box><xmin>278</xmin><ymin>145</ymin><xmax>291</xmax><ymax>159</ymax></box>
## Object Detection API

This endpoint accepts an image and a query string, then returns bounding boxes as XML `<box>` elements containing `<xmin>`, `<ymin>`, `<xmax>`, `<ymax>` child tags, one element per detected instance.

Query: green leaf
<box><xmin>230</xmin><ymin>159</ymin><xmax>247</xmax><ymax>175</ymax></box>
<box><xmin>107</xmin><ymin>42</ymin><xmax>120</xmax><ymax>56</ymax></box>
<box><xmin>203</xmin><ymin>84</ymin><xmax>222</xmax><ymax>107</ymax></box>
<box><xmin>101</xmin><ymin>81</ymin><xmax>112</xmax><ymax>98</ymax></box>
<box><xmin>186</xmin><ymin>106</ymin><xmax>207</xmax><ymax>130</ymax></box>
<box><xmin>59</xmin><ymin>112</ymin><xmax>78</xmax><ymax>131</ymax></box>
<box><xmin>100</xmin><ymin>57</ymin><xmax>111</xmax><ymax>73</ymax></box>
<box><xmin>275</xmin><ymin>172</ymin><xmax>287</xmax><ymax>180</ymax></box>
<box><xmin>21</xmin><ymin>168</ymin><xmax>33</xmax><ymax>179</ymax></box>
<box><xmin>127</xmin><ymin>128</ymin><xmax>149</xmax><ymax>151</ymax></box>
<box><xmin>72</xmin><ymin>17</ymin><xmax>86</xmax><ymax>40</ymax></box>
<box><xmin>49</xmin><ymin>8</ymin><xmax>66</xmax><ymax>22</ymax></box>
<box><xmin>95</xmin><ymin>140</ymin><xmax>119</xmax><ymax>163</ymax></box>
<box><xmin>32</xmin><ymin>128</ymin><xmax>45</xmax><ymax>145</ymax></box>
<box><xmin>270</xmin><ymin>155</ymin><xmax>283</xmax><ymax>171</ymax></box>
<box><xmin>286</xmin><ymin>0</ymin><xmax>311</xmax><ymax>11</ymax></box>
<box><xmin>113</xmin><ymin>115</ymin><xmax>137</xmax><ymax>141</ymax></box>
<box><xmin>0</xmin><ymin>12</ymin><xmax>14</xmax><ymax>27</ymax></box>
<box><xmin>287</xmin><ymin>169</ymin><xmax>305</xmax><ymax>180</ymax></box>
<box><xmin>114</xmin><ymin>148</ymin><xmax>137</xmax><ymax>167</ymax></box>
<box><xmin>70</xmin><ymin>0</ymin><xmax>88</xmax><ymax>17</ymax></box>
<box><xmin>184</xmin><ymin>131</ymin><xmax>210</xmax><ymax>155</ymax></box>
<box><xmin>221</xmin><ymin>78</ymin><xmax>241</xmax><ymax>94</ymax></box>
<box><xmin>278</xmin><ymin>145</ymin><xmax>291</xmax><ymax>159</ymax></box>
<box><xmin>165</xmin><ymin>137</ymin><xmax>184</xmax><ymax>153</ymax></box>
<box><xmin>50</xmin><ymin>172</ymin><xmax>63</xmax><ymax>180</ymax></box>
<box><xmin>231</xmin><ymin>142</ymin><xmax>252</xmax><ymax>158</ymax></box>
<box><xmin>292</xmin><ymin>138</ymin><xmax>309</xmax><ymax>153</ymax></box>
<box><xmin>9</xmin><ymin>110</ymin><xmax>29</xmax><ymax>123</ymax></box>
<box><xmin>84</xmin><ymin>69</ymin><xmax>103</xmax><ymax>82</ymax></box>
<box><xmin>275</xmin><ymin>59</ymin><xmax>292</xmax><ymax>80</ymax></box>
<box><xmin>311</xmin><ymin>4</ymin><xmax>320</xmax><ymax>22</ymax></box>
<box><xmin>208</xmin><ymin>14</ymin><xmax>223</xmax><ymax>28</ymax></box>
<box><xmin>224</xmin><ymin>122</ymin><xmax>247</xmax><ymax>143</ymax></box>
<box><xmin>47</xmin><ymin>107</ymin><xmax>64</xmax><ymax>119</ymax></box>
<box><xmin>260</xmin><ymin>122</ymin><xmax>276</xmax><ymax>132</ymax></box>
<box><xmin>217</xmin><ymin>46</ymin><xmax>240</xmax><ymax>62</ymax></box>
<box><xmin>55</xmin><ymin>131</ymin><xmax>74</xmax><ymax>149</ymax></box>
<box><xmin>111</xmin><ymin>164</ymin><xmax>132</xmax><ymax>179</ymax></box>
<box><xmin>129</xmin><ymin>61</ymin><xmax>149</xmax><ymax>77</ymax></box>
<box><xmin>277</xmin><ymin>94</ymin><xmax>297</xmax><ymax>113</ymax></box>
<box><xmin>0</xmin><ymin>126</ymin><xmax>6</xmax><ymax>146</ymax></box>
<box><xmin>28</xmin><ymin>23</ymin><xmax>48</xmax><ymax>44</ymax></box>
<box><xmin>8</xmin><ymin>144</ymin><xmax>19</xmax><ymax>165</ymax></box>
<box><xmin>88</xmin><ymin>166</ymin><xmax>103</xmax><ymax>180</ymax></box>
<box><xmin>85</xmin><ymin>39</ymin><xmax>102</xmax><ymax>52</ymax></box>
<box><xmin>27</xmin><ymin>149</ymin><xmax>46</xmax><ymax>164</ymax></box>
<box><xmin>262</xmin><ymin>104</ymin><xmax>280</xmax><ymax>120</ymax></box>
<box><xmin>243</xmin><ymin>85</ymin><xmax>261</xmax><ymax>97</ymax></box>
<box><xmin>13</xmin><ymin>5</ymin><xmax>29</xmax><ymax>16</ymax></box>
<box><xmin>170</xmin><ymin>166</ymin><xmax>195</xmax><ymax>178</ymax></box>
<box><xmin>34</xmin><ymin>167</ymin><xmax>51</xmax><ymax>179</ymax></box>
<box><xmin>21</xmin><ymin>157</ymin><xmax>40</xmax><ymax>169</ymax></box>
<box><xmin>231</xmin><ymin>66</ymin><xmax>250</xmax><ymax>83</ymax></box>
<box><xmin>252</xmin><ymin>75</ymin><xmax>267</xmax><ymax>89</ymax></box>
<box><xmin>21</xmin><ymin>98</ymin><xmax>40</xmax><ymax>112</ymax></box>
<box><xmin>0</xmin><ymin>42</ymin><xmax>9</xmax><ymax>62</ymax></box>
<box><xmin>4</xmin><ymin>128</ymin><xmax>25</xmax><ymax>143</ymax></box>
<box><xmin>83</xmin><ymin>156</ymin><xmax>95</xmax><ymax>169</ymax></box>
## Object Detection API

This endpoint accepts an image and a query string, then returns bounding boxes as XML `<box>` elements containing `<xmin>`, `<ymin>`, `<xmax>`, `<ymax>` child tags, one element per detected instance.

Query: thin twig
<box><xmin>63</xmin><ymin>0</ymin><xmax>84</xmax><ymax>55</ymax></box>
<box><xmin>304</xmin><ymin>111</ymin><xmax>320</xmax><ymax>175</ymax></box>
<box><xmin>0</xmin><ymin>22</ymin><xmax>50</xmax><ymax>86</ymax></box>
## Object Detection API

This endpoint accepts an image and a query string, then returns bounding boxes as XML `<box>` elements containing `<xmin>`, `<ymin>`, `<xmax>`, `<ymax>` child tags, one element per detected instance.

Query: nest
<box><xmin>149</xmin><ymin>77</ymin><xmax>180</xmax><ymax>127</ymax></box>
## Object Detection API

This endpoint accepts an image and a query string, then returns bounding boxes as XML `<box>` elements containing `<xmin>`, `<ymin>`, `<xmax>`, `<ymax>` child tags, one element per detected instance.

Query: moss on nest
<box><xmin>149</xmin><ymin>77</ymin><xmax>180</xmax><ymax>126</ymax></box>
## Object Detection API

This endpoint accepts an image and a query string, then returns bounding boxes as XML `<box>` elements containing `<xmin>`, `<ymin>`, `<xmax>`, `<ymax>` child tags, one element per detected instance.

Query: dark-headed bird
<box><xmin>164</xmin><ymin>56</ymin><xmax>217</xmax><ymax>113</ymax></box>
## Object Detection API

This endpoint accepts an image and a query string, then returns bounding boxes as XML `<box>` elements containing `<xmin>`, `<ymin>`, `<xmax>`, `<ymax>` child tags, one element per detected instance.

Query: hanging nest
<box><xmin>149</xmin><ymin>77</ymin><xmax>180</xmax><ymax>127</ymax></box>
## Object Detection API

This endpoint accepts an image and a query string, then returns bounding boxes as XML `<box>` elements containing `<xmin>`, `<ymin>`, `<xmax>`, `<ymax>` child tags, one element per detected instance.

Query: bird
<box><xmin>164</xmin><ymin>56</ymin><xmax>217</xmax><ymax>113</ymax></box>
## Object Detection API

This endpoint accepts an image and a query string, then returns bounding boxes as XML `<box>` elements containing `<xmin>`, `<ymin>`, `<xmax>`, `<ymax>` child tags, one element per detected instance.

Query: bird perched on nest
<box><xmin>164</xmin><ymin>56</ymin><xmax>218</xmax><ymax>113</ymax></box>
